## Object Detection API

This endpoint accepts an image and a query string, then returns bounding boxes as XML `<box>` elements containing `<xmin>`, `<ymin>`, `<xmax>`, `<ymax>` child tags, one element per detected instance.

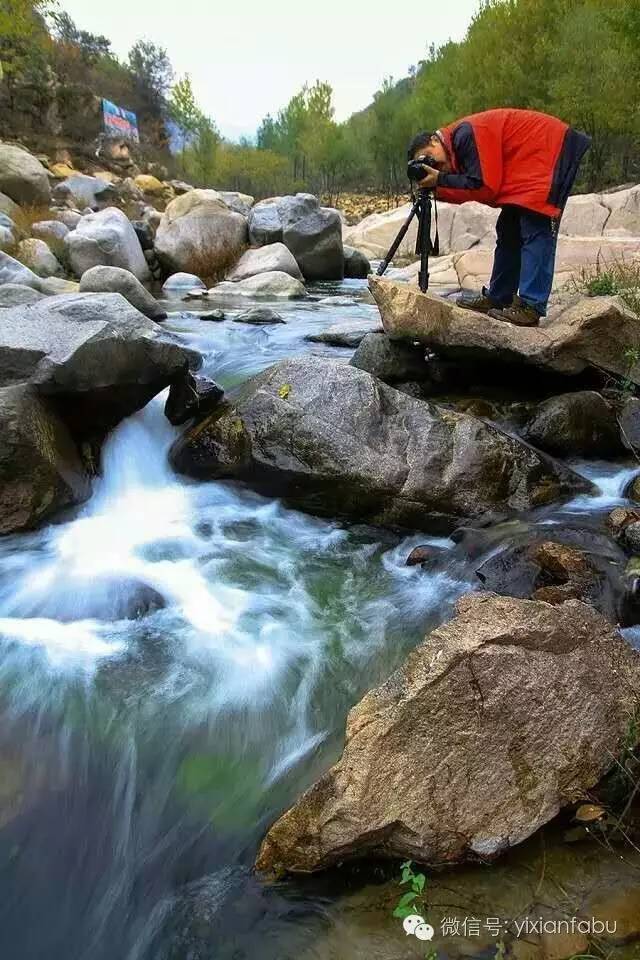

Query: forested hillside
<box><xmin>1</xmin><ymin>0</ymin><xmax>638</xmax><ymax>199</ymax></box>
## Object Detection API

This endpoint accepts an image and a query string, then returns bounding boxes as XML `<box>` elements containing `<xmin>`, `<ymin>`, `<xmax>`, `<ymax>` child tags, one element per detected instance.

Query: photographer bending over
<box><xmin>409</xmin><ymin>109</ymin><xmax>590</xmax><ymax>327</ymax></box>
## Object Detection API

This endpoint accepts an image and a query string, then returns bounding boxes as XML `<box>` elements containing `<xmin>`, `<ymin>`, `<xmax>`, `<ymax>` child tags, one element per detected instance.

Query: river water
<box><xmin>0</xmin><ymin>281</ymin><xmax>637</xmax><ymax>959</ymax></box>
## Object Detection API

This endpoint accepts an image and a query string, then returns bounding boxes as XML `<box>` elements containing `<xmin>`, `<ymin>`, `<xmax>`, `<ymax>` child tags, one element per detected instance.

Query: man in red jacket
<box><xmin>408</xmin><ymin>109</ymin><xmax>591</xmax><ymax>326</ymax></box>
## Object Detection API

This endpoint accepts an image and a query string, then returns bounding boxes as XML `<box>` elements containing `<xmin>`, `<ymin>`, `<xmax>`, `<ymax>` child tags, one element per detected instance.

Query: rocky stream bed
<box><xmin>1</xmin><ymin>142</ymin><xmax>640</xmax><ymax>960</ymax></box>
<box><xmin>0</xmin><ymin>280</ymin><xmax>637</xmax><ymax>960</ymax></box>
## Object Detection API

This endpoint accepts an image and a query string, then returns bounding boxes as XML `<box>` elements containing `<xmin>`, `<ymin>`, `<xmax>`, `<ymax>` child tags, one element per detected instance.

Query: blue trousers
<box><xmin>485</xmin><ymin>206</ymin><xmax>558</xmax><ymax>316</ymax></box>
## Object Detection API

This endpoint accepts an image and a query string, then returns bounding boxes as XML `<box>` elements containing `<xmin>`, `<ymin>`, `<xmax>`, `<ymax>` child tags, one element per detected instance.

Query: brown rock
<box><xmin>369</xmin><ymin>277</ymin><xmax>640</xmax><ymax>387</ymax></box>
<box><xmin>531</xmin><ymin>541</ymin><xmax>593</xmax><ymax>581</ymax></box>
<box><xmin>255</xmin><ymin>593</ymin><xmax>640</xmax><ymax>874</ymax></box>
<box><xmin>608</xmin><ymin>507</ymin><xmax>640</xmax><ymax>539</ymax></box>
<box><xmin>532</xmin><ymin>583</ymin><xmax>581</xmax><ymax>604</ymax></box>
<box><xmin>405</xmin><ymin>545</ymin><xmax>436</xmax><ymax>566</ymax></box>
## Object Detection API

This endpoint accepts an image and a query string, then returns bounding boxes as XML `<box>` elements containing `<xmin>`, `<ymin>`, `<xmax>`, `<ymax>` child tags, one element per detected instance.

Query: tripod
<box><xmin>376</xmin><ymin>188</ymin><xmax>438</xmax><ymax>293</ymax></box>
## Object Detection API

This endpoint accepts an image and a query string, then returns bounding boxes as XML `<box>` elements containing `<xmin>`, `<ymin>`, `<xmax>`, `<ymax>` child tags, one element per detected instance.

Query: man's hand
<box><xmin>417</xmin><ymin>167</ymin><xmax>439</xmax><ymax>190</ymax></box>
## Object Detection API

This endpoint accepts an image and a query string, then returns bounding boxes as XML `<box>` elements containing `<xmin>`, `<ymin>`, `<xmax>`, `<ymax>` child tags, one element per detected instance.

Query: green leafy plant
<box><xmin>392</xmin><ymin>861</ymin><xmax>437</xmax><ymax>960</ymax></box>
<box><xmin>568</xmin><ymin>260</ymin><xmax>640</xmax><ymax>318</ymax></box>
<box><xmin>392</xmin><ymin>860</ymin><xmax>427</xmax><ymax>918</ymax></box>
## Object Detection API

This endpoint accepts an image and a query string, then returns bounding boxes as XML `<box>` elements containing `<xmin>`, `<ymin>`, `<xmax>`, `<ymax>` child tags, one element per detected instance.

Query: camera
<box><xmin>407</xmin><ymin>155</ymin><xmax>439</xmax><ymax>182</ymax></box>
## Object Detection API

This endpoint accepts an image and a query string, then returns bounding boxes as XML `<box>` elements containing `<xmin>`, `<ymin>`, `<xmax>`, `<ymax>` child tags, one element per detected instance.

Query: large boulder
<box><xmin>79</xmin><ymin>265</ymin><xmax>167</xmax><ymax>321</ymax></box>
<box><xmin>561</xmin><ymin>194</ymin><xmax>610</xmax><ymax>236</ymax></box>
<box><xmin>342</xmin><ymin>202</ymin><xmax>417</xmax><ymax>261</ymax></box>
<box><xmin>343</xmin><ymin>200</ymin><xmax>496</xmax><ymax>260</ymax></box>
<box><xmin>248</xmin><ymin>197</ymin><xmax>284</xmax><ymax>245</ymax></box>
<box><xmin>16</xmin><ymin>238</ymin><xmax>63</xmax><ymax>278</ymax></box>
<box><xmin>52</xmin><ymin>174</ymin><xmax>116</xmax><ymax>209</ymax></box>
<box><xmin>65</xmin><ymin>207</ymin><xmax>149</xmax><ymax>281</ymax></box>
<box><xmin>370</xmin><ymin>277</ymin><xmax>640</xmax><ymax>388</ymax></box>
<box><xmin>0</xmin><ymin>144</ymin><xmax>51</xmax><ymax>206</ymax></box>
<box><xmin>619</xmin><ymin>397</ymin><xmax>640</xmax><ymax>454</ymax></box>
<box><xmin>227</xmin><ymin>243</ymin><xmax>303</xmax><ymax>281</ymax></box>
<box><xmin>524</xmin><ymin>391</ymin><xmax>623</xmax><ymax>458</ymax></box>
<box><xmin>170</xmin><ymin>356</ymin><xmax>591</xmax><ymax>530</ymax></box>
<box><xmin>256</xmin><ymin>593</ymin><xmax>640</xmax><ymax>874</ymax></box>
<box><xmin>249</xmin><ymin>194</ymin><xmax>343</xmax><ymax>280</ymax></box>
<box><xmin>211</xmin><ymin>271</ymin><xmax>307</xmax><ymax>300</ymax></box>
<box><xmin>0</xmin><ymin>293</ymin><xmax>195</xmax><ymax>435</ymax></box>
<box><xmin>283</xmin><ymin>201</ymin><xmax>343</xmax><ymax>281</ymax></box>
<box><xmin>0</xmin><ymin>383</ymin><xmax>89</xmax><ymax>535</ymax></box>
<box><xmin>154</xmin><ymin>189</ymin><xmax>248</xmax><ymax>278</ymax></box>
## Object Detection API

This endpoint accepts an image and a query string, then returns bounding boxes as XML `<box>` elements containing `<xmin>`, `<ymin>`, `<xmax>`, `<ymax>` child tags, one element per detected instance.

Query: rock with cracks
<box><xmin>369</xmin><ymin>277</ymin><xmax>640</xmax><ymax>388</ymax></box>
<box><xmin>0</xmin><ymin>383</ymin><xmax>89</xmax><ymax>534</ymax></box>
<box><xmin>256</xmin><ymin>593</ymin><xmax>640</xmax><ymax>874</ymax></box>
<box><xmin>170</xmin><ymin>356</ymin><xmax>592</xmax><ymax>531</ymax></box>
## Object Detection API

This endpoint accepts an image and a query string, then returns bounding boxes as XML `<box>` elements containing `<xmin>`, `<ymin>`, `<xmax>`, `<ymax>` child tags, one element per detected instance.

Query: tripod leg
<box><xmin>418</xmin><ymin>194</ymin><xmax>433</xmax><ymax>293</ymax></box>
<box><xmin>376</xmin><ymin>200</ymin><xmax>421</xmax><ymax>277</ymax></box>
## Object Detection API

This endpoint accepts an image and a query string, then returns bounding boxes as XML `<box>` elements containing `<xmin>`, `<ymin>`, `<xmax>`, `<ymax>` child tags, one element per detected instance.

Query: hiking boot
<box><xmin>456</xmin><ymin>291</ymin><xmax>500</xmax><ymax>315</ymax></box>
<box><xmin>488</xmin><ymin>297</ymin><xmax>541</xmax><ymax>327</ymax></box>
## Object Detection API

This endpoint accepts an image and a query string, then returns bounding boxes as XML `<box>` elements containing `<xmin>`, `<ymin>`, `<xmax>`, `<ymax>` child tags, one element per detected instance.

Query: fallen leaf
<box><xmin>278</xmin><ymin>384</ymin><xmax>291</xmax><ymax>400</ymax></box>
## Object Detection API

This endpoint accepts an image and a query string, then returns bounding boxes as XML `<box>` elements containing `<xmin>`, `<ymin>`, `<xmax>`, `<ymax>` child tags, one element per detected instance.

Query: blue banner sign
<box><xmin>102</xmin><ymin>99</ymin><xmax>139</xmax><ymax>142</ymax></box>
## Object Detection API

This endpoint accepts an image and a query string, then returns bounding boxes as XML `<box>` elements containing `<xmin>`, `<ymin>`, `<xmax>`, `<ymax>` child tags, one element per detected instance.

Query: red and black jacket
<box><xmin>435</xmin><ymin>108</ymin><xmax>591</xmax><ymax>217</ymax></box>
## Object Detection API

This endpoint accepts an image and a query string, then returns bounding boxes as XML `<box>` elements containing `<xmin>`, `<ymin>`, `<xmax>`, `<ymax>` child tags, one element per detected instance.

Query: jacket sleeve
<box><xmin>435</xmin><ymin>118</ymin><xmax>503</xmax><ymax>207</ymax></box>
<box><xmin>437</xmin><ymin>123</ymin><xmax>483</xmax><ymax>191</ymax></box>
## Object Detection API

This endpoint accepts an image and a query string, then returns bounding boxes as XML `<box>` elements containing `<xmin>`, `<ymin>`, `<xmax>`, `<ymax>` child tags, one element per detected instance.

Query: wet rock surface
<box><xmin>524</xmin><ymin>391</ymin><xmax>623</xmax><ymax>458</ymax></box>
<box><xmin>165</xmin><ymin>373</ymin><xmax>224</xmax><ymax>426</ymax></box>
<box><xmin>0</xmin><ymin>382</ymin><xmax>89</xmax><ymax>534</ymax></box>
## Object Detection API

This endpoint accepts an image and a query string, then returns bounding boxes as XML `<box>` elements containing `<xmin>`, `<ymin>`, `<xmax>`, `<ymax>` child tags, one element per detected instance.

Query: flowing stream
<box><xmin>0</xmin><ymin>281</ymin><xmax>637</xmax><ymax>959</ymax></box>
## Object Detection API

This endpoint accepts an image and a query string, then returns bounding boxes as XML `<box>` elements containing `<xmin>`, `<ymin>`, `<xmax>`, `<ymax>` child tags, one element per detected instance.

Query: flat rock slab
<box><xmin>306</xmin><ymin>319</ymin><xmax>383</xmax><ymax>347</ymax></box>
<box><xmin>369</xmin><ymin>277</ymin><xmax>640</xmax><ymax>387</ymax></box>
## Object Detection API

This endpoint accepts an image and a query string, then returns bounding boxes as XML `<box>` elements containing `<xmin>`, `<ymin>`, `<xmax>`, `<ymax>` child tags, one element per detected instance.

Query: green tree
<box><xmin>127</xmin><ymin>39</ymin><xmax>173</xmax><ymax>119</ymax></box>
<box><xmin>51</xmin><ymin>10</ymin><xmax>110</xmax><ymax>62</ymax></box>
<box><xmin>0</xmin><ymin>0</ymin><xmax>55</xmax><ymax>119</ymax></box>
<box><xmin>188</xmin><ymin>116</ymin><xmax>220</xmax><ymax>184</ymax></box>
<box><xmin>169</xmin><ymin>74</ymin><xmax>203</xmax><ymax>164</ymax></box>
